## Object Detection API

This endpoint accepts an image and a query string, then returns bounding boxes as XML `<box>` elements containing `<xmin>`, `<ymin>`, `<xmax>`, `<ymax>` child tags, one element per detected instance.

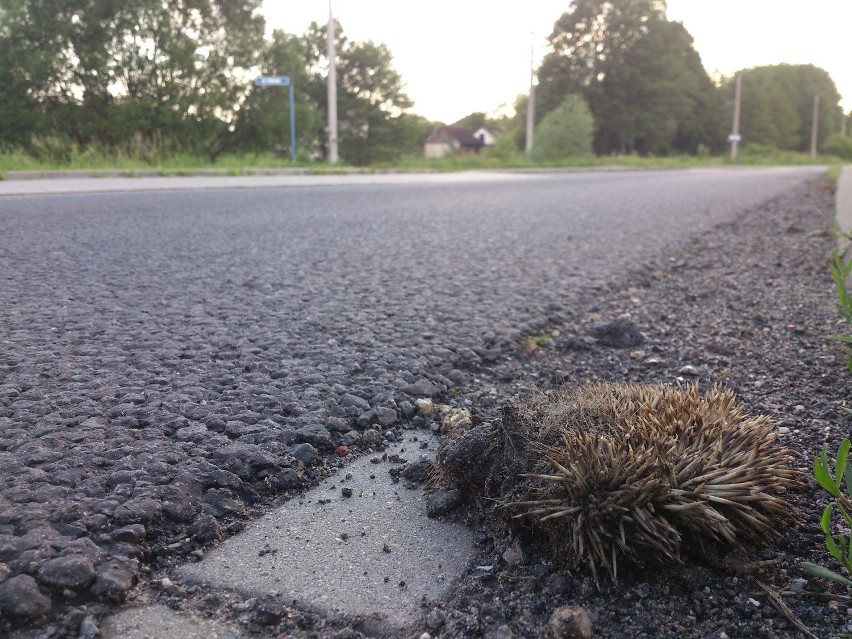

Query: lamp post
<box><xmin>327</xmin><ymin>0</ymin><xmax>339</xmax><ymax>163</ymax></box>
<box><xmin>525</xmin><ymin>34</ymin><xmax>535</xmax><ymax>155</ymax></box>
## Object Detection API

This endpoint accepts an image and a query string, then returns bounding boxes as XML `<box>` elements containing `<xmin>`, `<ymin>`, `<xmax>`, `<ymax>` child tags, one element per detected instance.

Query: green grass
<box><xmin>828</xmin><ymin>165</ymin><xmax>846</xmax><ymax>182</ymax></box>
<box><xmin>0</xmin><ymin>142</ymin><xmax>848</xmax><ymax>176</ymax></box>
<box><xmin>0</xmin><ymin>148</ymin><xmax>317</xmax><ymax>173</ymax></box>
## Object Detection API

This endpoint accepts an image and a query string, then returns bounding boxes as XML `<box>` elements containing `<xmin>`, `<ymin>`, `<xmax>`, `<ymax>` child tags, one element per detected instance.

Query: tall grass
<box><xmin>0</xmin><ymin>135</ymin><xmax>848</xmax><ymax>175</ymax></box>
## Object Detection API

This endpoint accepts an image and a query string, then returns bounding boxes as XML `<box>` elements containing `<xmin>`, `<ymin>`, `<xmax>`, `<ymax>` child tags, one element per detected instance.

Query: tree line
<box><xmin>0</xmin><ymin>0</ymin><xmax>849</xmax><ymax>165</ymax></box>
<box><xmin>519</xmin><ymin>0</ymin><xmax>848</xmax><ymax>158</ymax></box>
<box><xmin>0</xmin><ymin>0</ymin><xmax>430</xmax><ymax>165</ymax></box>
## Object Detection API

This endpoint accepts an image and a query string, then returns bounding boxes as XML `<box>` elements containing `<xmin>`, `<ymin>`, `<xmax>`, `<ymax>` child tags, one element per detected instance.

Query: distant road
<box><xmin>0</xmin><ymin>165</ymin><xmax>823</xmax><ymax>198</ymax></box>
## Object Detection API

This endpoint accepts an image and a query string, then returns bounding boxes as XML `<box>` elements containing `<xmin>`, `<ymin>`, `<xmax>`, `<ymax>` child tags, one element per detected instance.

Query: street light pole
<box><xmin>810</xmin><ymin>94</ymin><xmax>819</xmax><ymax>158</ymax></box>
<box><xmin>729</xmin><ymin>73</ymin><xmax>742</xmax><ymax>161</ymax></box>
<box><xmin>327</xmin><ymin>0</ymin><xmax>339</xmax><ymax>163</ymax></box>
<box><xmin>525</xmin><ymin>34</ymin><xmax>535</xmax><ymax>155</ymax></box>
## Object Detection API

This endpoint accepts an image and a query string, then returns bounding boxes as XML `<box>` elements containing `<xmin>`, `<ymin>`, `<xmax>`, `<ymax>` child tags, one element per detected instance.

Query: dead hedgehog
<box><xmin>435</xmin><ymin>382</ymin><xmax>802</xmax><ymax>584</ymax></box>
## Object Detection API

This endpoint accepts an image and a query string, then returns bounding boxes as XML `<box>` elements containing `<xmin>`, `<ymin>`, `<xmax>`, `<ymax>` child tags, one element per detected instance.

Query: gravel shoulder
<box><xmin>1</xmin><ymin>171</ymin><xmax>847</xmax><ymax>638</ymax></box>
<box><xmin>423</xmin><ymin>175</ymin><xmax>852</xmax><ymax>639</ymax></box>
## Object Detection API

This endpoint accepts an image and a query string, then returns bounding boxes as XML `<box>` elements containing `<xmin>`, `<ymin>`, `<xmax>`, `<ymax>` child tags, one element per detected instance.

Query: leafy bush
<box><xmin>823</xmin><ymin>135</ymin><xmax>852</xmax><ymax>161</ymax></box>
<box><xmin>828</xmin><ymin>246</ymin><xmax>852</xmax><ymax>373</ymax></box>
<box><xmin>531</xmin><ymin>94</ymin><xmax>594</xmax><ymax>162</ymax></box>
<box><xmin>27</xmin><ymin>135</ymin><xmax>77</xmax><ymax>165</ymax></box>
<box><xmin>803</xmin><ymin>440</ymin><xmax>852</xmax><ymax>586</ymax></box>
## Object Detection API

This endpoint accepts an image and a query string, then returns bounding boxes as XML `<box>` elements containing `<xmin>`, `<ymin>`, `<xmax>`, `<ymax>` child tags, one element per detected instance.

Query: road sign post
<box><xmin>254</xmin><ymin>75</ymin><xmax>297</xmax><ymax>162</ymax></box>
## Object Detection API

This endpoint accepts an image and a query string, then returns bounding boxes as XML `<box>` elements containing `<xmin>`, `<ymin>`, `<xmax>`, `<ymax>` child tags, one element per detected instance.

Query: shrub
<box><xmin>823</xmin><ymin>134</ymin><xmax>852</xmax><ymax>161</ymax></box>
<box><xmin>531</xmin><ymin>94</ymin><xmax>595</xmax><ymax>162</ymax></box>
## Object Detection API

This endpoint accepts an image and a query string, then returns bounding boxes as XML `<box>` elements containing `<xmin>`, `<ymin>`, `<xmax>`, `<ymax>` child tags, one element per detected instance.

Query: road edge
<box><xmin>837</xmin><ymin>165</ymin><xmax>852</xmax><ymax>235</ymax></box>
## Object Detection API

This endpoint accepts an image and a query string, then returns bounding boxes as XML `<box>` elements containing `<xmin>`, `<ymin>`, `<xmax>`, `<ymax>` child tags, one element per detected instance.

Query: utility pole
<box><xmin>525</xmin><ymin>33</ymin><xmax>535</xmax><ymax>155</ymax></box>
<box><xmin>729</xmin><ymin>73</ymin><xmax>742</xmax><ymax>161</ymax></box>
<box><xmin>327</xmin><ymin>0</ymin><xmax>339</xmax><ymax>164</ymax></box>
<box><xmin>810</xmin><ymin>94</ymin><xmax>819</xmax><ymax>158</ymax></box>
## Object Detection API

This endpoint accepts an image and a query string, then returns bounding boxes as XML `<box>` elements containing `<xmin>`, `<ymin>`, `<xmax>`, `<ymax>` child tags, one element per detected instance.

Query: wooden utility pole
<box><xmin>810</xmin><ymin>94</ymin><xmax>819</xmax><ymax>158</ymax></box>
<box><xmin>327</xmin><ymin>0</ymin><xmax>338</xmax><ymax>164</ymax></box>
<box><xmin>729</xmin><ymin>73</ymin><xmax>742</xmax><ymax>161</ymax></box>
<box><xmin>525</xmin><ymin>34</ymin><xmax>535</xmax><ymax>155</ymax></box>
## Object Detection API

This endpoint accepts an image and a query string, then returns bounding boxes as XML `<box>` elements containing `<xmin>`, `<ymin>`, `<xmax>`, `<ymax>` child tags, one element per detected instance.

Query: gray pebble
<box><xmin>0</xmin><ymin>574</ymin><xmax>51</xmax><ymax>618</ymax></box>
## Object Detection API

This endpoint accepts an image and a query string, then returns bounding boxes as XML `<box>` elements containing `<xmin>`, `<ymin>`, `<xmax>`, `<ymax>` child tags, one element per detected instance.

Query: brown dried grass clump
<box><xmin>437</xmin><ymin>383</ymin><xmax>802</xmax><ymax>584</ymax></box>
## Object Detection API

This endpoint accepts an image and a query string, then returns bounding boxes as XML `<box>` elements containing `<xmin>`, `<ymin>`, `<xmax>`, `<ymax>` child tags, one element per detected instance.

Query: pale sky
<box><xmin>261</xmin><ymin>1</ymin><xmax>852</xmax><ymax>123</ymax></box>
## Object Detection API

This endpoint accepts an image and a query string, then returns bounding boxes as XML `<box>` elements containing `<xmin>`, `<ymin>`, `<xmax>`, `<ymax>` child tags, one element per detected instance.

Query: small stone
<box><xmin>90</xmin><ymin>563</ymin><xmax>136</xmax><ymax>602</ymax></box>
<box><xmin>0</xmin><ymin>575</ymin><xmax>51</xmax><ymax>619</ymax></box>
<box><xmin>401</xmin><ymin>458</ymin><xmax>432</xmax><ymax>484</ymax></box>
<box><xmin>403</xmin><ymin>379</ymin><xmax>441</xmax><ymax>397</ymax></box>
<box><xmin>399</xmin><ymin>401</ymin><xmax>416</xmax><ymax>417</ymax></box>
<box><xmin>415</xmin><ymin>398</ymin><xmax>434</xmax><ymax>415</ymax></box>
<box><xmin>37</xmin><ymin>555</ymin><xmax>96</xmax><ymax>589</ymax></box>
<box><xmin>268</xmin><ymin>469</ymin><xmax>301</xmax><ymax>491</ymax></box>
<box><xmin>547</xmin><ymin>605</ymin><xmax>592</xmax><ymax>639</ymax></box>
<box><xmin>427</xmin><ymin>489</ymin><xmax>462</xmax><ymax>518</ymax></box>
<box><xmin>374</xmin><ymin>407</ymin><xmax>398</xmax><ymax>426</ymax></box>
<box><xmin>112</xmin><ymin>497</ymin><xmax>162</xmax><ymax>524</ymax></box>
<box><xmin>362</xmin><ymin>429</ymin><xmax>382</xmax><ymax>446</ymax></box>
<box><xmin>589</xmin><ymin>318</ymin><xmax>643</xmax><ymax>348</ymax></box>
<box><xmin>290</xmin><ymin>443</ymin><xmax>317</xmax><ymax>465</ymax></box>
<box><xmin>112</xmin><ymin>524</ymin><xmax>146</xmax><ymax>543</ymax></box>
<box><xmin>341</xmin><ymin>431</ymin><xmax>362</xmax><ymax>446</ymax></box>
<box><xmin>253</xmin><ymin>597</ymin><xmax>287</xmax><ymax>625</ymax></box>
<box><xmin>485</xmin><ymin>625</ymin><xmax>513</xmax><ymax>639</ymax></box>
<box><xmin>0</xmin><ymin>562</ymin><xmax>9</xmax><ymax>584</ymax></box>
<box><xmin>425</xmin><ymin>609</ymin><xmax>446</xmax><ymax>631</ymax></box>
<box><xmin>789</xmin><ymin>577</ymin><xmax>807</xmax><ymax>594</ymax></box>
<box><xmin>295</xmin><ymin>424</ymin><xmax>333</xmax><ymax>450</ymax></box>
<box><xmin>335</xmin><ymin>445</ymin><xmax>350</xmax><ymax>457</ymax></box>
<box><xmin>326</xmin><ymin>417</ymin><xmax>351</xmax><ymax>433</ymax></box>
<box><xmin>678</xmin><ymin>365</ymin><xmax>701</xmax><ymax>377</ymax></box>
<box><xmin>339</xmin><ymin>393</ymin><xmax>371</xmax><ymax>411</ymax></box>
<box><xmin>342</xmin><ymin>487</ymin><xmax>353</xmax><ymax>498</ymax></box>
<box><xmin>502</xmin><ymin>540</ymin><xmax>528</xmax><ymax>566</ymax></box>
<box><xmin>79</xmin><ymin>615</ymin><xmax>99</xmax><ymax>639</ymax></box>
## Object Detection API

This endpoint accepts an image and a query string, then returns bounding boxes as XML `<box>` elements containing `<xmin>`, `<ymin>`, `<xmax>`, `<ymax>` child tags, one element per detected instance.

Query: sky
<box><xmin>260</xmin><ymin>1</ymin><xmax>852</xmax><ymax>124</ymax></box>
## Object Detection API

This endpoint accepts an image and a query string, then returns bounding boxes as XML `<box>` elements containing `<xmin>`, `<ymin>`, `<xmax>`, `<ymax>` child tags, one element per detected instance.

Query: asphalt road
<box><xmin>0</xmin><ymin>166</ymin><xmax>827</xmax><ymax>631</ymax></box>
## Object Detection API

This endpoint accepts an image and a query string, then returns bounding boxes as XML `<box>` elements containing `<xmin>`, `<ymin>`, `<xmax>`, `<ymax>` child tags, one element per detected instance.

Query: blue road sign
<box><xmin>254</xmin><ymin>75</ymin><xmax>291</xmax><ymax>87</ymax></box>
<box><xmin>253</xmin><ymin>75</ymin><xmax>297</xmax><ymax>161</ymax></box>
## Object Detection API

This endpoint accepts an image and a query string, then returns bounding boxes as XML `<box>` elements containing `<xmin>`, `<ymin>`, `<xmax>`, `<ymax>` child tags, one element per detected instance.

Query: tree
<box><xmin>454</xmin><ymin>112</ymin><xmax>489</xmax><ymax>131</ymax></box>
<box><xmin>300</xmin><ymin>21</ymin><xmax>416</xmax><ymax>165</ymax></box>
<box><xmin>230</xmin><ymin>29</ymin><xmax>320</xmax><ymax>158</ymax></box>
<box><xmin>536</xmin><ymin>0</ymin><xmax>668</xmax><ymax>120</ymax></box>
<box><xmin>592</xmin><ymin>20</ymin><xmax>724</xmax><ymax>154</ymax></box>
<box><xmin>725</xmin><ymin>64</ymin><xmax>843</xmax><ymax>152</ymax></box>
<box><xmin>531</xmin><ymin>94</ymin><xmax>594</xmax><ymax>161</ymax></box>
<box><xmin>0</xmin><ymin>0</ymin><xmax>266</xmax><ymax>158</ymax></box>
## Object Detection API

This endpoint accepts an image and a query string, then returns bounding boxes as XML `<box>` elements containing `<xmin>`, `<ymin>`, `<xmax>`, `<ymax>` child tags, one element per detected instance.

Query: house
<box><xmin>424</xmin><ymin>126</ymin><xmax>484</xmax><ymax>158</ymax></box>
<box><xmin>473</xmin><ymin>127</ymin><xmax>496</xmax><ymax>147</ymax></box>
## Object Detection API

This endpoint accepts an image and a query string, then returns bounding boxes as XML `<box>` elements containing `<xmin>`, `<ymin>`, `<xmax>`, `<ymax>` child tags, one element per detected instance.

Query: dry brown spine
<box><xmin>503</xmin><ymin>382</ymin><xmax>802</xmax><ymax>584</ymax></box>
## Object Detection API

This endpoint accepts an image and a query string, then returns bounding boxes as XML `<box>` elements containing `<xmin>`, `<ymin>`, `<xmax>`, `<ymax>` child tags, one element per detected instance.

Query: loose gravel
<box><xmin>0</xmin><ymin>169</ymin><xmax>839</xmax><ymax>638</ymax></box>
<box><xmin>421</xmin><ymin>176</ymin><xmax>852</xmax><ymax>639</ymax></box>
